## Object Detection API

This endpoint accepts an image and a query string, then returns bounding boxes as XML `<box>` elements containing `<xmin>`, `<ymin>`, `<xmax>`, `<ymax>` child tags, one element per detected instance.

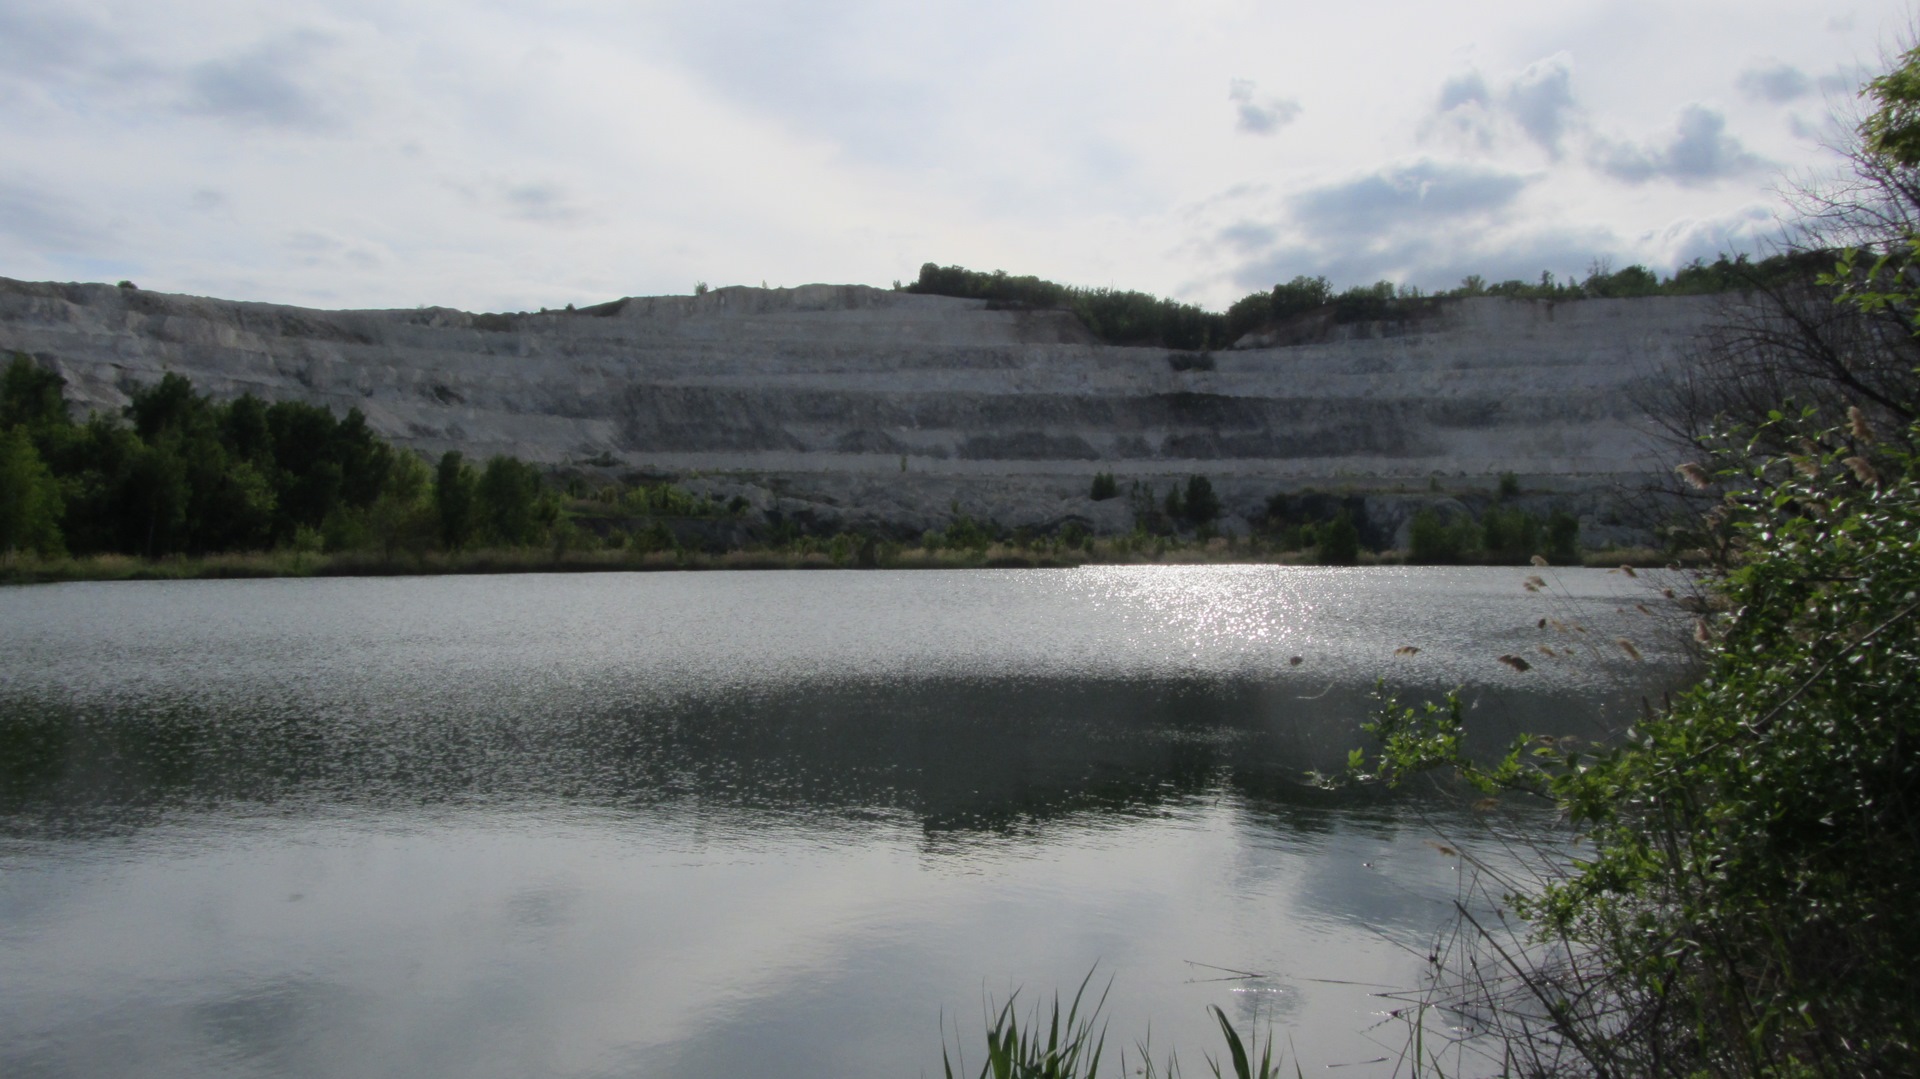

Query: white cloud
<box><xmin>1738</xmin><ymin>61</ymin><xmax>1814</xmax><ymax>104</ymax></box>
<box><xmin>1506</xmin><ymin>54</ymin><xmax>1578</xmax><ymax>155</ymax></box>
<box><xmin>178</xmin><ymin>32</ymin><xmax>341</xmax><ymax>130</ymax></box>
<box><xmin>1426</xmin><ymin>54</ymin><xmax>1579</xmax><ymax>157</ymax></box>
<box><xmin>0</xmin><ymin>0</ymin><xmax>1906</xmax><ymax>311</ymax></box>
<box><xmin>1228</xmin><ymin>78</ymin><xmax>1302</xmax><ymax>136</ymax></box>
<box><xmin>1649</xmin><ymin>204</ymin><xmax>1786</xmax><ymax>266</ymax></box>
<box><xmin>1594</xmin><ymin>105</ymin><xmax>1767</xmax><ymax>185</ymax></box>
<box><xmin>0</xmin><ymin>178</ymin><xmax>110</xmax><ymax>253</ymax></box>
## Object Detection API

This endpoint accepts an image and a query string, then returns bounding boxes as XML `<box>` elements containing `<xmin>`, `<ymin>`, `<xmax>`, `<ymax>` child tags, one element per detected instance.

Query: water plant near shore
<box><xmin>941</xmin><ymin>971</ymin><xmax>1290</xmax><ymax>1079</ymax></box>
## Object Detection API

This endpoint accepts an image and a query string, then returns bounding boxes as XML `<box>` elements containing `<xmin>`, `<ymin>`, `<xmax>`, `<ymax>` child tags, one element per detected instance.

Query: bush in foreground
<box><xmin>1358</xmin><ymin>408</ymin><xmax>1920</xmax><ymax>1077</ymax></box>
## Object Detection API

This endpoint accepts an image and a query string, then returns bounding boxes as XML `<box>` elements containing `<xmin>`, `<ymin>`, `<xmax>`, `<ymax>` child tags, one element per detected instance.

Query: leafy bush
<box><xmin>1316</xmin><ymin>509</ymin><xmax>1359</xmax><ymax>564</ymax></box>
<box><xmin>943</xmin><ymin>513</ymin><xmax>994</xmax><ymax>552</ymax></box>
<box><xmin>1359</xmin><ymin>411</ymin><xmax>1920</xmax><ymax>1076</ymax></box>
<box><xmin>1478</xmin><ymin>505</ymin><xmax>1541</xmax><ymax>563</ymax></box>
<box><xmin>1544</xmin><ymin>508</ymin><xmax>1580</xmax><ymax>563</ymax></box>
<box><xmin>620</xmin><ymin>482</ymin><xmax>714</xmax><ymax>517</ymax></box>
<box><xmin>1405</xmin><ymin>507</ymin><xmax>1473</xmax><ymax>564</ymax></box>
<box><xmin>1089</xmin><ymin>472</ymin><xmax>1118</xmax><ymax>501</ymax></box>
<box><xmin>1224</xmin><ymin>274</ymin><xmax>1332</xmax><ymax>340</ymax></box>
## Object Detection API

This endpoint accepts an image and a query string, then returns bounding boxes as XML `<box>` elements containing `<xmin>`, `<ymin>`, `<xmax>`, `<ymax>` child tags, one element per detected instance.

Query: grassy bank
<box><xmin>0</xmin><ymin>540</ymin><xmax>1691</xmax><ymax>584</ymax></box>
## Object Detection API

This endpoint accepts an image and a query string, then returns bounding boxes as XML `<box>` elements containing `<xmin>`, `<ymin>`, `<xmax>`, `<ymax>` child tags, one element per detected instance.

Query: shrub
<box><xmin>945</xmin><ymin>513</ymin><xmax>993</xmax><ymax>552</ymax></box>
<box><xmin>1181</xmin><ymin>475</ymin><xmax>1220</xmax><ymax>525</ymax></box>
<box><xmin>1359</xmin><ymin>411</ymin><xmax>1920</xmax><ymax>1077</ymax></box>
<box><xmin>1316</xmin><ymin>509</ymin><xmax>1359</xmax><ymax>564</ymax></box>
<box><xmin>1544</xmin><ymin>508</ymin><xmax>1579</xmax><ymax>563</ymax></box>
<box><xmin>1479</xmin><ymin>505</ymin><xmax>1541</xmax><ymax>563</ymax></box>
<box><xmin>1089</xmin><ymin>472</ymin><xmax>1118</xmax><ymax>501</ymax></box>
<box><xmin>1405</xmin><ymin>507</ymin><xmax>1469</xmax><ymax>564</ymax></box>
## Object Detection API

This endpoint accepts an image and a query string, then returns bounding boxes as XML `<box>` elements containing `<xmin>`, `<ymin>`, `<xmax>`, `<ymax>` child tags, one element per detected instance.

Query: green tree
<box><xmin>1406</xmin><ymin>507</ymin><xmax>1472</xmax><ymax>563</ymax></box>
<box><xmin>1479</xmin><ymin>504</ymin><xmax>1541</xmax><ymax>563</ymax></box>
<box><xmin>475</xmin><ymin>455</ymin><xmax>544</xmax><ymax>546</ymax></box>
<box><xmin>1316</xmin><ymin>509</ymin><xmax>1359</xmax><ymax>564</ymax></box>
<box><xmin>1181</xmin><ymin>475</ymin><xmax>1220</xmax><ymax>524</ymax></box>
<box><xmin>434</xmin><ymin>451</ymin><xmax>478</xmax><ymax>550</ymax></box>
<box><xmin>187</xmin><ymin>452</ymin><xmax>276</xmax><ymax>552</ymax></box>
<box><xmin>53</xmin><ymin>414</ymin><xmax>140</xmax><ymax>554</ymax></box>
<box><xmin>220</xmin><ymin>393</ymin><xmax>273</xmax><ymax>465</ymax></box>
<box><xmin>264</xmin><ymin>400</ymin><xmax>346</xmax><ymax>539</ymax></box>
<box><xmin>0</xmin><ymin>425</ymin><xmax>64</xmax><ymax>555</ymax></box>
<box><xmin>1861</xmin><ymin>43</ymin><xmax>1920</xmax><ymax>167</ymax></box>
<box><xmin>1</xmin><ymin>354</ymin><xmax>68</xmax><ymax>438</ymax></box>
<box><xmin>1544</xmin><ymin>508</ymin><xmax>1580</xmax><ymax>563</ymax></box>
<box><xmin>367</xmin><ymin>451</ymin><xmax>436</xmax><ymax>559</ymax></box>
<box><xmin>118</xmin><ymin>441</ymin><xmax>190</xmax><ymax>556</ymax></box>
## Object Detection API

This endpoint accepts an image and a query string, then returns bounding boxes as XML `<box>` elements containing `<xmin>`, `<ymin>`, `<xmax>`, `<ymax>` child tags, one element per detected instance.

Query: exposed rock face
<box><xmin>0</xmin><ymin>276</ymin><xmax>1705</xmax><ymax>539</ymax></box>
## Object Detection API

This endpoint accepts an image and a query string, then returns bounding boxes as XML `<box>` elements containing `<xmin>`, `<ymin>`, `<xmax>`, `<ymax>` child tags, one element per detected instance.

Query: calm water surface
<box><xmin>0</xmin><ymin>566</ymin><xmax>1692</xmax><ymax>1078</ymax></box>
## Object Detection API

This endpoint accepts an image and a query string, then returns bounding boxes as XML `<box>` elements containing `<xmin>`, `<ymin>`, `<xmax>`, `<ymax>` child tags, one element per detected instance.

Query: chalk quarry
<box><xmin>0</xmin><ymin>276</ymin><xmax>1711</xmax><ymax>545</ymax></box>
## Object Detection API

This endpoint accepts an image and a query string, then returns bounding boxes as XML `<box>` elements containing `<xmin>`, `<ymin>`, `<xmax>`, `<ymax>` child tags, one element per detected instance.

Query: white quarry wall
<box><xmin>0</xmin><ymin>276</ymin><xmax>1707</xmax><ymax>536</ymax></box>
<box><xmin>0</xmin><ymin>277</ymin><xmax>1698</xmax><ymax>471</ymax></box>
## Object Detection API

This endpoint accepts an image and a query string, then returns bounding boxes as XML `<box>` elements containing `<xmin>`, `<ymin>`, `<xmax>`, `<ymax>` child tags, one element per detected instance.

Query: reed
<box><xmin>942</xmin><ymin>972</ymin><xmax>1295</xmax><ymax>1079</ymax></box>
<box><xmin>944</xmin><ymin>971</ymin><xmax>1109</xmax><ymax>1079</ymax></box>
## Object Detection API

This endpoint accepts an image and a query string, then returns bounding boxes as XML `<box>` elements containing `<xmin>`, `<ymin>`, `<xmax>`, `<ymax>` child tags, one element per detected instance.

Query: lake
<box><xmin>0</xmin><ymin>566</ymin><xmax>1692</xmax><ymax>1078</ymax></box>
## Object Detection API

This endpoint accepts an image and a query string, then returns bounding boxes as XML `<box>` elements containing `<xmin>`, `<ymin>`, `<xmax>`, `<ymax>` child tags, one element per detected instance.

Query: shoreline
<box><xmin>1</xmin><ymin>543</ymin><xmax>1689</xmax><ymax>585</ymax></box>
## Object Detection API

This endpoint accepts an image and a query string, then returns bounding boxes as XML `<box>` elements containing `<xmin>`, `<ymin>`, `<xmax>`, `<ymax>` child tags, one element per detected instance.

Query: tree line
<box><xmin>903</xmin><ymin>263</ymin><xmax>1230</xmax><ymax>350</ymax></box>
<box><xmin>0</xmin><ymin>355</ymin><xmax>573</xmax><ymax>559</ymax></box>
<box><xmin>904</xmin><ymin>251</ymin><xmax>1837</xmax><ymax>351</ymax></box>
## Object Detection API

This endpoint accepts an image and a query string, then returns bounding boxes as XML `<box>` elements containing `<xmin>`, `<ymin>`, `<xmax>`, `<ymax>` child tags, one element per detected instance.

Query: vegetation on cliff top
<box><xmin>903</xmin><ymin>251</ymin><xmax>1834</xmax><ymax>351</ymax></box>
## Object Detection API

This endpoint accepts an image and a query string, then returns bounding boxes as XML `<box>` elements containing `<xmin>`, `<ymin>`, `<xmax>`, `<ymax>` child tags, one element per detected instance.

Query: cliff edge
<box><xmin>0</xmin><ymin>277</ymin><xmax>1705</xmax><ymax>540</ymax></box>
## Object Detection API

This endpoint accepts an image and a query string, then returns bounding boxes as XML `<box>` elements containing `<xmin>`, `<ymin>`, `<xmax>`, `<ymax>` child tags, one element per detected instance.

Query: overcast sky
<box><xmin>0</xmin><ymin>1</ymin><xmax>1908</xmax><ymax>312</ymax></box>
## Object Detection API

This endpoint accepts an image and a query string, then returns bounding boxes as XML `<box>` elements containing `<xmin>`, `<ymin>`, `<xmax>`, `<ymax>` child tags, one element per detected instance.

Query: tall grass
<box><xmin>943</xmin><ymin>972</ymin><xmax>1109</xmax><ymax>1079</ymax></box>
<box><xmin>942</xmin><ymin>972</ymin><xmax>1295</xmax><ymax>1079</ymax></box>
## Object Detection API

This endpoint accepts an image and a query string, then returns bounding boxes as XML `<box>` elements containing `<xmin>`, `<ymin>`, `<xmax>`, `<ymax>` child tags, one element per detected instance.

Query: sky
<box><xmin>0</xmin><ymin>0</ymin><xmax>1910</xmax><ymax>313</ymax></box>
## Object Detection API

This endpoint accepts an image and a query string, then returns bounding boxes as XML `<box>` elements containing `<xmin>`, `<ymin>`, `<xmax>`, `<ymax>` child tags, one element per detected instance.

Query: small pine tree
<box><xmin>1318</xmin><ymin>509</ymin><xmax>1360</xmax><ymax>564</ymax></box>
<box><xmin>1182</xmin><ymin>475</ymin><xmax>1221</xmax><ymax>524</ymax></box>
